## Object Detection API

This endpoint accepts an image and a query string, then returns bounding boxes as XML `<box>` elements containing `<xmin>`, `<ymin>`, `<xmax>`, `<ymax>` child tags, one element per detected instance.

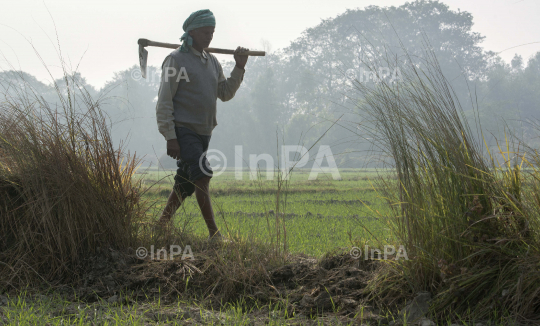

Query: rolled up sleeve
<box><xmin>217</xmin><ymin>64</ymin><xmax>245</xmax><ymax>102</ymax></box>
<box><xmin>155</xmin><ymin>55</ymin><xmax>180</xmax><ymax>140</ymax></box>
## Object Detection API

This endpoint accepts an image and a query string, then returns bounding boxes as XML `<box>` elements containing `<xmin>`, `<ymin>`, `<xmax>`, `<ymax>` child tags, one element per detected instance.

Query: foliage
<box><xmin>353</xmin><ymin>38</ymin><xmax>540</xmax><ymax>322</ymax></box>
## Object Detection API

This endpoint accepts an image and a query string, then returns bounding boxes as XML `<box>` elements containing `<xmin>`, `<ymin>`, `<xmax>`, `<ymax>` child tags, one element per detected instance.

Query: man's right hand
<box><xmin>167</xmin><ymin>139</ymin><xmax>181</xmax><ymax>160</ymax></box>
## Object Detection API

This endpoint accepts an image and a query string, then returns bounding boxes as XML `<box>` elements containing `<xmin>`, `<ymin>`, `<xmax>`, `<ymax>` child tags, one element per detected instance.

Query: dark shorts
<box><xmin>173</xmin><ymin>126</ymin><xmax>213</xmax><ymax>199</ymax></box>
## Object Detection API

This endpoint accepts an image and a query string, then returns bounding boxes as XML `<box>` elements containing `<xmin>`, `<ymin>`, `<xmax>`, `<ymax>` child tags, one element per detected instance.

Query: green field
<box><xmin>138</xmin><ymin>168</ymin><xmax>393</xmax><ymax>257</ymax></box>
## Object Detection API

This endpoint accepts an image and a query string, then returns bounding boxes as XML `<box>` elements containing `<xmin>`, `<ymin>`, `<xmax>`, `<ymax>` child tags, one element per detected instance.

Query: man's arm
<box><xmin>155</xmin><ymin>55</ymin><xmax>182</xmax><ymax>159</ymax></box>
<box><xmin>156</xmin><ymin>55</ymin><xmax>180</xmax><ymax>140</ymax></box>
<box><xmin>217</xmin><ymin>46</ymin><xmax>249</xmax><ymax>102</ymax></box>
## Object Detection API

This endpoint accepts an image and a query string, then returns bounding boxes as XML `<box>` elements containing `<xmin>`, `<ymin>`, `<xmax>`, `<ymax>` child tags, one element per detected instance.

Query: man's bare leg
<box><xmin>194</xmin><ymin>176</ymin><xmax>220</xmax><ymax>237</ymax></box>
<box><xmin>158</xmin><ymin>190</ymin><xmax>184</xmax><ymax>224</ymax></box>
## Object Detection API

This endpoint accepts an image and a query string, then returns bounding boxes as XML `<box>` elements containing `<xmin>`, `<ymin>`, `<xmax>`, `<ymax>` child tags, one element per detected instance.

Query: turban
<box><xmin>179</xmin><ymin>9</ymin><xmax>216</xmax><ymax>53</ymax></box>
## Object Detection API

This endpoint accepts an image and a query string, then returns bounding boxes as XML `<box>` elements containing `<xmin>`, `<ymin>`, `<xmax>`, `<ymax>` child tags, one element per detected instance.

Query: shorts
<box><xmin>173</xmin><ymin>126</ymin><xmax>213</xmax><ymax>199</ymax></box>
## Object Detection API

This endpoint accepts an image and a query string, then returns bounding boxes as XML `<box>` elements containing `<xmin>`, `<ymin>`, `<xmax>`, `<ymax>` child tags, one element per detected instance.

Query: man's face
<box><xmin>188</xmin><ymin>26</ymin><xmax>215</xmax><ymax>49</ymax></box>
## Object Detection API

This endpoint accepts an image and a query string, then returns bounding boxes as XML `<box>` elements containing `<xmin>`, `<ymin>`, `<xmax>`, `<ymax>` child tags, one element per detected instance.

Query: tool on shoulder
<box><xmin>138</xmin><ymin>38</ymin><xmax>266</xmax><ymax>78</ymax></box>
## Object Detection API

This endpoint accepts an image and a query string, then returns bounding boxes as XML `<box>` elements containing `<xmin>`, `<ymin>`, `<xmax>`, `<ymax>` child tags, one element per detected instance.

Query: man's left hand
<box><xmin>234</xmin><ymin>46</ymin><xmax>249</xmax><ymax>69</ymax></box>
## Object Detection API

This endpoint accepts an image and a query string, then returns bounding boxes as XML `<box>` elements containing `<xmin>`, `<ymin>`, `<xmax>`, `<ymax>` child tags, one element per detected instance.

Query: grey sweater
<box><xmin>155</xmin><ymin>45</ymin><xmax>245</xmax><ymax>138</ymax></box>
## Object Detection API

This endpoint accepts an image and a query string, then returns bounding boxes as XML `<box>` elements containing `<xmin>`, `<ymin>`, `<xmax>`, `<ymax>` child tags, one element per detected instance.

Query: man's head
<box><xmin>180</xmin><ymin>9</ymin><xmax>216</xmax><ymax>53</ymax></box>
<box><xmin>188</xmin><ymin>26</ymin><xmax>215</xmax><ymax>50</ymax></box>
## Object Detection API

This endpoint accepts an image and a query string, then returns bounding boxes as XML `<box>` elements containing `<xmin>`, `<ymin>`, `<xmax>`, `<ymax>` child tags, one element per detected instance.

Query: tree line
<box><xmin>1</xmin><ymin>0</ymin><xmax>538</xmax><ymax>169</ymax></box>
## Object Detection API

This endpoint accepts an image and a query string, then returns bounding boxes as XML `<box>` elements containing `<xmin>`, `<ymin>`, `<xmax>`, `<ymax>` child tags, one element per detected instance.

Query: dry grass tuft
<box><xmin>0</xmin><ymin>70</ymin><xmax>144</xmax><ymax>289</ymax></box>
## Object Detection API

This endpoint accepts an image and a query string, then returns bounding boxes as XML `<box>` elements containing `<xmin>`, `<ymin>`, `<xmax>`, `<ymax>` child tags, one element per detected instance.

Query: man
<box><xmin>155</xmin><ymin>9</ymin><xmax>248</xmax><ymax>240</ymax></box>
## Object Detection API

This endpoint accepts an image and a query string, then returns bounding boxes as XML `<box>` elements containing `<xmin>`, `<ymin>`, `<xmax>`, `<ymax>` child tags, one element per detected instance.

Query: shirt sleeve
<box><xmin>155</xmin><ymin>55</ymin><xmax>180</xmax><ymax>140</ymax></box>
<box><xmin>217</xmin><ymin>62</ymin><xmax>245</xmax><ymax>102</ymax></box>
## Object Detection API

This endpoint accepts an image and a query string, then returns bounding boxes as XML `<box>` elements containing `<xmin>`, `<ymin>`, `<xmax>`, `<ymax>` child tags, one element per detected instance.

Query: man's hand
<box><xmin>234</xmin><ymin>46</ymin><xmax>249</xmax><ymax>69</ymax></box>
<box><xmin>167</xmin><ymin>139</ymin><xmax>181</xmax><ymax>160</ymax></box>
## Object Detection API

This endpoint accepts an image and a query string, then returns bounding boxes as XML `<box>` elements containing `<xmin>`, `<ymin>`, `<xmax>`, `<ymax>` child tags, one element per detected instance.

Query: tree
<box><xmin>280</xmin><ymin>0</ymin><xmax>488</xmax><ymax>117</ymax></box>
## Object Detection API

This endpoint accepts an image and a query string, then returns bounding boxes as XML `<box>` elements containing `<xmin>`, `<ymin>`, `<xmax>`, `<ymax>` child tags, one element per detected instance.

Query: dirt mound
<box><xmin>68</xmin><ymin>248</ymin><xmax>381</xmax><ymax>321</ymax></box>
<box><xmin>269</xmin><ymin>254</ymin><xmax>380</xmax><ymax>317</ymax></box>
<box><xmin>73</xmin><ymin>247</ymin><xmax>211</xmax><ymax>304</ymax></box>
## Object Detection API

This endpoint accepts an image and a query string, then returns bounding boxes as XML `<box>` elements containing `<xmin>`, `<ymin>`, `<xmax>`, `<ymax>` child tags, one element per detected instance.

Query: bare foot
<box><xmin>208</xmin><ymin>232</ymin><xmax>232</xmax><ymax>245</ymax></box>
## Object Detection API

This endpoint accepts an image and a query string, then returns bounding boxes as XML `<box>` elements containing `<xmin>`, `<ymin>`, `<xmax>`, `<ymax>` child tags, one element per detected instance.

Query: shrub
<box><xmin>0</xmin><ymin>70</ymin><xmax>144</xmax><ymax>288</ymax></box>
<box><xmin>354</xmin><ymin>38</ymin><xmax>540</xmax><ymax>321</ymax></box>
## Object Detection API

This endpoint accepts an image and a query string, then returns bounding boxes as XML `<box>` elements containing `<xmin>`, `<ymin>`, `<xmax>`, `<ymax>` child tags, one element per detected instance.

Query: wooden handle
<box><xmin>138</xmin><ymin>38</ymin><xmax>265</xmax><ymax>56</ymax></box>
<box><xmin>204</xmin><ymin>48</ymin><xmax>265</xmax><ymax>56</ymax></box>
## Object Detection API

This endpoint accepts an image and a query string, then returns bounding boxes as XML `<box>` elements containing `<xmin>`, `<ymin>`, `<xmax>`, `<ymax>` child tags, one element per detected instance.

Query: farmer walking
<box><xmin>155</xmin><ymin>9</ymin><xmax>249</xmax><ymax>241</ymax></box>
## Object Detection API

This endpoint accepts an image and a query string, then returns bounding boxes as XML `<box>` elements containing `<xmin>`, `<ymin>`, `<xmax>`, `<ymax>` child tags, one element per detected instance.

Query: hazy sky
<box><xmin>1</xmin><ymin>0</ymin><xmax>539</xmax><ymax>89</ymax></box>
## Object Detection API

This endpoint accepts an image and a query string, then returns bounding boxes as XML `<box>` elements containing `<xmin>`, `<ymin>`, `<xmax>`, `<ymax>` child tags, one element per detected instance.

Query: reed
<box><xmin>353</xmin><ymin>38</ymin><xmax>540</xmax><ymax>321</ymax></box>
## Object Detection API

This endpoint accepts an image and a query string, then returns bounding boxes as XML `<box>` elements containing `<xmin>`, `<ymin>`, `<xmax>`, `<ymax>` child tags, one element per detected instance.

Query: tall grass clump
<box><xmin>0</xmin><ymin>70</ymin><xmax>144</xmax><ymax>289</ymax></box>
<box><xmin>353</xmin><ymin>38</ymin><xmax>540</xmax><ymax>322</ymax></box>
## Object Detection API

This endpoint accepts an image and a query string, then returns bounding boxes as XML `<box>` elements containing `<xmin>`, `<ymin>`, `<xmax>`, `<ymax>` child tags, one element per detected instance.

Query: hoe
<box><xmin>138</xmin><ymin>38</ymin><xmax>266</xmax><ymax>78</ymax></box>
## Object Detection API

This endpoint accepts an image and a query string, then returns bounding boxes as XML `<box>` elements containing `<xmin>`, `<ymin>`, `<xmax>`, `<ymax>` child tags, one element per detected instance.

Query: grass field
<box><xmin>139</xmin><ymin>168</ymin><xmax>392</xmax><ymax>257</ymax></box>
<box><xmin>1</xmin><ymin>164</ymin><xmax>527</xmax><ymax>324</ymax></box>
<box><xmin>0</xmin><ymin>169</ymin><xmax>404</xmax><ymax>326</ymax></box>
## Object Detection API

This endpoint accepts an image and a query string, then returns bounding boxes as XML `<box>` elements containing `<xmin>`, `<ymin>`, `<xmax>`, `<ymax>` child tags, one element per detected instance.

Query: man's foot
<box><xmin>153</xmin><ymin>217</ymin><xmax>171</xmax><ymax>232</ymax></box>
<box><xmin>207</xmin><ymin>232</ymin><xmax>231</xmax><ymax>245</ymax></box>
<box><xmin>157</xmin><ymin>216</ymin><xmax>171</xmax><ymax>225</ymax></box>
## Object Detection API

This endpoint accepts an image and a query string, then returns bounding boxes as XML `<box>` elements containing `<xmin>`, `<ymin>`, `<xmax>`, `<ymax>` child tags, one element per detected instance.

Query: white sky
<box><xmin>1</xmin><ymin>0</ymin><xmax>539</xmax><ymax>89</ymax></box>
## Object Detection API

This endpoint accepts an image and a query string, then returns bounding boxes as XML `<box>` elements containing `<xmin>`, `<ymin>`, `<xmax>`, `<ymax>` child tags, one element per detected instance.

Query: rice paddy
<box><xmin>139</xmin><ymin>168</ymin><xmax>391</xmax><ymax>257</ymax></box>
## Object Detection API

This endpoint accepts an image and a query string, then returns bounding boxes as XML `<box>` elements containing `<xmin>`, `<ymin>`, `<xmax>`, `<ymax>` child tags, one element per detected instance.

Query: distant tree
<box><xmin>274</xmin><ymin>0</ymin><xmax>492</xmax><ymax>167</ymax></box>
<box><xmin>282</xmin><ymin>0</ymin><xmax>487</xmax><ymax>100</ymax></box>
<box><xmin>511</xmin><ymin>54</ymin><xmax>524</xmax><ymax>71</ymax></box>
<box><xmin>0</xmin><ymin>70</ymin><xmax>52</xmax><ymax>95</ymax></box>
<box><xmin>477</xmin><ymin>52</ymin><xmax>540</xmax><ymax>146</ymax></box>
<box><xmin>53</xmin><ymin>72</ymin><xmax>98</xmax><ymax>97</ymax></box>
